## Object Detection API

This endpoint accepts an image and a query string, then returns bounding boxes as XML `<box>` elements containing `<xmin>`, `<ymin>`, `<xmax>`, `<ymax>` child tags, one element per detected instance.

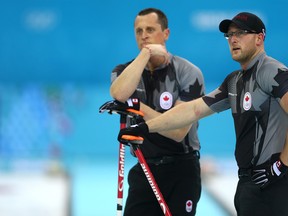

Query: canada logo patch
<box><xmin>160</xmin><ymin>92</ymin><xmax>173</xmax><ymax>110</ymax></box>
<box><xmin>243</xmin><ymin>92</ymin><xmax>252</xmax><ymax>111</ymax></box>
<box><xmin>186</xmin><ymin>200</ymin><xmax>193</xmax><ymax>212</ymax></box>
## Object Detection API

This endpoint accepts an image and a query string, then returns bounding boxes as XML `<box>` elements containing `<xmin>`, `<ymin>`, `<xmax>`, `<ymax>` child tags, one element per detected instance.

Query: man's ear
<box><xmin>164</xmin><ymin>28</ymin><xmax>170</xmax><ymax>41</ymax></box>
<box><xmin>256</xmin><ymin>33</ymin><xmax>265</xmax><ymax>46</ymax></box>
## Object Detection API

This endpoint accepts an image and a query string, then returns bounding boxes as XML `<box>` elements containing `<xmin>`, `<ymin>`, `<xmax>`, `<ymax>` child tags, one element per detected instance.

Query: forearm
<box><xmin>279</xmin><ymin>93</ymin><xmax>288</xmax><ymax>165</ymax></box>
<box><xmin>280</xmin><ymin>132</ymin><xmax>288</xmax><ymax>166</ymax></box>
<box><xmin>280</xmin><ymin>92</ymin><xmax>288</xmax><ymax>114</ymax></box>
<box><xmin>141</xmin><ymin>102</ymin><xmax>191</xmax><ymax>142</ymax></box>
<box><xmin>110</xmin><ymin>48</ymin><xmax>150</xmax><ymax>102</ymax></box>
<box><xmin>146</xmin><ymin>98</ymin><xmax>213</xmax><ymax>133</ymax></box>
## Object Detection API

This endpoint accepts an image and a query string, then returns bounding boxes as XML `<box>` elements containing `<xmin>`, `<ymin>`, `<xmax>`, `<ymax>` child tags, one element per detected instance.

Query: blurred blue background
<box><xmin>0</xmin><ymin>0</ymin><xmax>287</xmax><ymax>215</ymax></box>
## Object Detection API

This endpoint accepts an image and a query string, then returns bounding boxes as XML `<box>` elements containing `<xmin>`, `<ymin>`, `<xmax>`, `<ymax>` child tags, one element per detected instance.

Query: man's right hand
<box><xmin>145</xmin><ymin>44</ymin><xmax>170</xmax><ymax>65</ymax></box>
<box><xmin>118</xmin><ymin>122</ymin><xmax>149</xmax><ymax>145</ymax></box>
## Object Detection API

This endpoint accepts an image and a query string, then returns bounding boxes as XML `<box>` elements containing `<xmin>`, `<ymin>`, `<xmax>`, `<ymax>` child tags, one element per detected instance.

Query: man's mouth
<box><xmin>232</xmin><ymin>47</ymin><xmax>240</xmax><ymax>51</ymax></box>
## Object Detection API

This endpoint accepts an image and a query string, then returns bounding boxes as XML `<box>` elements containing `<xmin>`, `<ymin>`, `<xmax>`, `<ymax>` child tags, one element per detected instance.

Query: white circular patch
<box><xmin>243</xmin><ymin>92</ymin><xmax>252</xmax><ymax>111</ymax></box>
<box><xmin>186</xmin><ymin>200</ymin><xmax>193</xmax><ymax>213</ymax></box>
<box><xmin>160</xmin><ymin>92</ymin><xmax>173</xmax><ymax>110</ymax></box>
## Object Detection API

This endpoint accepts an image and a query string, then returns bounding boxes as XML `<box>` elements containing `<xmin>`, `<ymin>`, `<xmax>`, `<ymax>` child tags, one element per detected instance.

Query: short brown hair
<box><xmin>137</xmin><ymin>8</ymin><xmax>168</xmax><ymax>30</ymax></box>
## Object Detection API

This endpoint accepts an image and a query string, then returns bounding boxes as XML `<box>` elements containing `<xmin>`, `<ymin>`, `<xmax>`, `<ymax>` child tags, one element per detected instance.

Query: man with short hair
<box><xmin>111</xmin><ymin>7</ymin><xmax>205</xmax><ymax>216</ymax></box>
<box><xmin>119</xmin><ymin>12</ymin><xmax>288</xmax><ymax>216</ymax></box>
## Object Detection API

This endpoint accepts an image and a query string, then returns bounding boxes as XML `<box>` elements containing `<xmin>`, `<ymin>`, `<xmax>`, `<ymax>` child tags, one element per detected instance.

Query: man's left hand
<box><xmin>252</xmin><ymin>153</ymin><xmax>288</xmax><ymax>189</ymax></box>
<box><xmin>99</xmin><ymin>98</ymin><xmax>141</xmax><ymax>117</ymax></box>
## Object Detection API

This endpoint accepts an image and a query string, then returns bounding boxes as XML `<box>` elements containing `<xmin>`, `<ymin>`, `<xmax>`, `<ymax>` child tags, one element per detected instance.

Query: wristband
<box><xmin>273</xmin><ymin>159</ymin><xmax>288</xmax><ymax>176</ymax></box>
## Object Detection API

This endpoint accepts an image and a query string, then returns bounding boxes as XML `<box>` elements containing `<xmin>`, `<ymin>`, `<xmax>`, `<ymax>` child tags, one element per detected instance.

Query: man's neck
<box><xmin>147</xmin><ymin>55</ymin><xmax>167</xmax><ymax>71</ymax></box>
<box><xmin>241</xmin><ymin>49</ymin><xmax>264</xmax><ymax>70</ymax></box>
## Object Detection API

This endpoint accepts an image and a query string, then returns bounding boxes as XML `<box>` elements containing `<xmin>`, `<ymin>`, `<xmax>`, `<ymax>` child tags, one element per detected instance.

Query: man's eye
<box><xmin>136</xmin><ymin>29</ymin><xmax>142</xmax><ymax>35</ymax></box>
<box><xmin>147</xmin><ymin>28</ymin><xmax>154</xmax><ymax>33</ymax></box>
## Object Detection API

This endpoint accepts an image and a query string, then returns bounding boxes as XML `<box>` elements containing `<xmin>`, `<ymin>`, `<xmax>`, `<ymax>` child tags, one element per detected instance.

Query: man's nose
<box><xmin>141</xmin><ymin>30</ymin><xmax>149</xmax><ymax>39</ymax></box>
